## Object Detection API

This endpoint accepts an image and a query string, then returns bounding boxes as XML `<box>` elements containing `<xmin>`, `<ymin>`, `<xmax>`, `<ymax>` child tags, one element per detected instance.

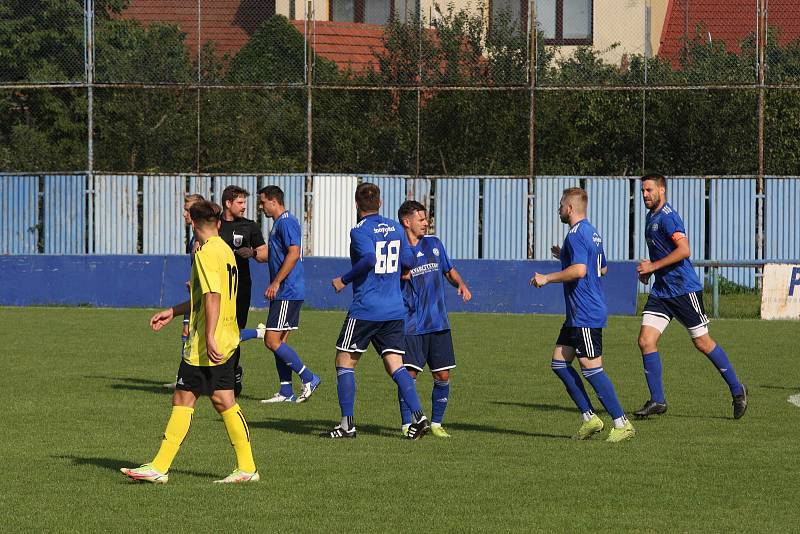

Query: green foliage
<box><xmin>1</xmin><ymin>4</ymin><xmax>800</xmax><ymax>175</ymax></box>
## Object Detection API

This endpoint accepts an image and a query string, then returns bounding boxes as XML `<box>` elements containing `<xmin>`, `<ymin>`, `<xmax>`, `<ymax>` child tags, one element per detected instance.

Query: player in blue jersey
<box><xmin>396</xmin><ymin>200</ymin><xmax>471</xmax><ymax>438</ymax></box>
<box><xmin>257</xmin><ymin>185</ymin><xmax>321</xmax><ymax>404</ymax></box>
<box><xmin>531</xmin><ymin>187</ymin><xmax>635</xmax><ymax>442</ymax></box>
<box><xmin>634</xmin><ymin>174</ymin><xmax>747</xmax><ymax>419</ymax></box>
<box><xmin>320</xmin><ymin>182</ymin><xmax>430</xmax><ymax>439</ymax></box>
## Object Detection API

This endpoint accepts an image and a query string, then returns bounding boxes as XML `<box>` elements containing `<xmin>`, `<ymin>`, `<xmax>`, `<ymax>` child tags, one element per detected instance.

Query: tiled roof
<box><xmin>291</xmin><ymin>20</ymin><xmax>385</xmax><ymax>72</ymax></box>
<box><xmin>659</xmin><ymin>0</ymin><xmax>800</xmax><ymax>62</ymax></box>
<box><xmin>118</xmin><ymin>1</ymin><xmax>386</xmax><ymax>71</ymax></box>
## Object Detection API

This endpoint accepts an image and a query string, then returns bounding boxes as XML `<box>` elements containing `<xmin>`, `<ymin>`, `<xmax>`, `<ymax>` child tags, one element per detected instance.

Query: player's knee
<box><xmin>432</xmin><ymin>369</ymin><xmax>449</xmax><ymax>382</ymax></box>
<box><xmin>638</xmin><ymin>334</ymin><xmax>656</xmax><ymax>353</ymax></box>
<box><xmin>693</xmin><ymin>335</ymin><xmax>715</xmax><ymax>354</ymax></box>
<box><xmin>265</xmin><ymin>337</ymin><xmax>282</xmax><ymax>352</ymax></box>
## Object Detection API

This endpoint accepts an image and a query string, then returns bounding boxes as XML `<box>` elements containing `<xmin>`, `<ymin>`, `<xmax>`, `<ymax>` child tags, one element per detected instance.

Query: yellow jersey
<box><xmin>183</xmin><ymin>235</ymin><xmax>240</xmax><ymax>366</ymax></box>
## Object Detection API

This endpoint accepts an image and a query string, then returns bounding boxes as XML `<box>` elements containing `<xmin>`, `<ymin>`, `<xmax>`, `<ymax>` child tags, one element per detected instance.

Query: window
<box><xmin>490</xmin><ymin>0</ymin><xmax>592</xmax><ymax>44</ymax></box>
<box><xmin>330</xmin><ymin>0</ymin><xmax>419</xmax><ymax>24</ymax></box>
<box><xmin>536</xmin><ymin>0</ymin><xmax>592</xmax><ymax>44</ymax></box>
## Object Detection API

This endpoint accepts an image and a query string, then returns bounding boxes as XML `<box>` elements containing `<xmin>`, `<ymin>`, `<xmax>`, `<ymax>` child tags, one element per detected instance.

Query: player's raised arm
<box><xmin>637</xmin><ymin>234</ymin><xmax>691</xmax><ymax>275</ymax></box>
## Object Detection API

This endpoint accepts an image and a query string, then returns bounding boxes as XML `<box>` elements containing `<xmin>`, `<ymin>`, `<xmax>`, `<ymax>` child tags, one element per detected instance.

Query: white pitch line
<box><xmin>788</xmin><ymin>394</ymin><xmax>800</xmax><ymax>408</ymax></box>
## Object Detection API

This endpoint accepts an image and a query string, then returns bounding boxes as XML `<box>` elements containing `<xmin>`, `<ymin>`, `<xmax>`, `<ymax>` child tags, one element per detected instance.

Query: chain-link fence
<box><xmin>2</xmin><ymin>0</ymin><xmax>799</xmax><ymax>264</ymax></box>
<box><xmin>2</xmin><ymin>0</ymin><xmax>799</xmax><ymax>174</ymax></box>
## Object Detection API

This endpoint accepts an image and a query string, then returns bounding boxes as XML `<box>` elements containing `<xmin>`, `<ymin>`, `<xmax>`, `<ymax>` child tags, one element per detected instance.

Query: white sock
<box><xmin>581</xmin><ymin>410</ymin><xmax>595</xmax><ymax>422</ymax></box>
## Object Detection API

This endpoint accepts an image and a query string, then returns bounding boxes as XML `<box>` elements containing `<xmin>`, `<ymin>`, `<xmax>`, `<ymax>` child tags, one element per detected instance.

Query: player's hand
<box><xmin>265</xmin><ymin>281</ymin><xmax>280</xmax><ymax>300</ymax></box>
<box><xmin>206</xmin><ymin>337</ymin><xmax>223</xmax><ymax>363</ymax></box>
<box><xmin>458</xmin><ymin>285</ymin><xmax>472</xmax><ymax>302</ymax></box>
<box><xmin>400</xmin><ymin>271</ymin><xmax>411</xmax><ymax>281</ymax></box>
<box><xmin>529</xmin><ymin>272</ymin><xmax>548</xmax><ymax>288</ymax></box>
<box><xmin>150</xmin><ymin>308</ymin><xmax>174</xmax><ymax>331</ymax></box>
<box><xmin>332</xmin><ymin>277</ymin><xmax>346</xmax><ymax>293</ymax></box>
<box><xmin>191</xmin><ymin>241</ymin><xmax>201</xmax><ymax>254</ymax></box>
<box><xmin>550</xmin><ymin>245</ymin><xmax>561</xmax><ymax>259</ymax></box>
<box><xmin>235</xmin><ymin>246</ymin><xmax>254</xmax><ymax>259</ymax></box>
<box><xmin>185</xmin><ymin>280</ymin><xmax>190</xmax><ymax>290</ymax></box>
<box><xmin>636</xmin><ymin>259</ymin><xmax>655</xmax><ymax>275</ymax></box>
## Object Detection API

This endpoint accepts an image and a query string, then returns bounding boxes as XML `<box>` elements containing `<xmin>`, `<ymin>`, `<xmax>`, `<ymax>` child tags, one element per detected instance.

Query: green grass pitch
<box><xmin>1</xmin><ymin>307</ymin><xmax>798</xmax><ymax>532</ymax></box>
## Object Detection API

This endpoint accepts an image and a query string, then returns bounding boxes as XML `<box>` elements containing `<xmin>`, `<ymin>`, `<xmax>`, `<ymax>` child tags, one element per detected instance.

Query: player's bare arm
<box><xmin>332</xmin><ymin>277</ymin><xmax>346</xmax><ymax>293</ymax></box>
<box><xmin>637</xmin><ymin>235</ymin><xmax>691</xmax><ymax>275</ymax></box>
<box><xmin>150</xmin><ymin>300</ymin><xmax>190</xmax><ymax>331</ymax></box>
<box><xmin>265</xmin><ymin>245</ymin><xmax>300</xmax><ymax>300</ymax></box>
<box><xmin>253</xmin><ymin>244</ymin><xmax>268</xmax><ymax>263</ymax></box>
<box><xmin>445</xmin><ymin>268</ymin><xmax>472</xmax><ymax>302</ymax></box>
<box><xmin>530</xmin><ymin>263</ymin><xmax>587</xmax><ymax>288</ymax></box>
<box><xmin>203</xmin><ymin>292</ymin><xmax>223</xmax><ymax>362</ymax></box>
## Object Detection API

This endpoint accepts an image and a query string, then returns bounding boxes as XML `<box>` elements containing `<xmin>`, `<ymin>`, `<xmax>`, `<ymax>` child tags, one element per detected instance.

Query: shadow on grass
<box><xmin>249</xmin><ymin>417</ymin><xmax>569</xmax><ymax>440</ymax></box>
<box><xmin>249</xmin><ymin>417</ymin><xmax>400</xmax><ymax>439</ymax></box>
<box><xmin>446</xmin><ymin>422</ymin><xmax>569</xmax><ymax>439</ymax></box>
<box><xmin>758</xmin><ymin>384</ymin><xmax>799</xmax><ymax>391</ymax></box>
<box><xmin>55</xmin><ymin>454</ymin><xmax>218</xmax><ymax>478</ymax></box>
<box><xmin>85</xmin><ymin>375</ymin><xmax>172</xmax><ymax>395</ymax></box>
<box><xmin>490</xmin><ymin>401</ymin><xmax>578</xmax><ymax>414</ymax></box>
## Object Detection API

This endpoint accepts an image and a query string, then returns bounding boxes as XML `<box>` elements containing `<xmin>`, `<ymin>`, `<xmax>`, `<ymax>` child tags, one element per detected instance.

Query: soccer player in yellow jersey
<box><xmin>121</xmin><ymin>201</ymin><xmax>259</xmax><ymax>484</ymax></box>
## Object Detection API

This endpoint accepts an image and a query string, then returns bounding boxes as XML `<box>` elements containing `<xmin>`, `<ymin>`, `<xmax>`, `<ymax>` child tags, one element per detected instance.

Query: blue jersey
<box><xmin>402</xmin><ymin>236</ymin><xmax>454</xmax><ymax>335</ymax></box>
<box><xmin>645</xmin><ymin>202</ymin><xmax>703</xmax><ymax>298</ymax></box>
<box><xmin>268</xmin><ymin>211</ymin><xmax>304</xmax><ymax>300</ymax></box>
<box><xmin>348</xmin><ymin>214</ymin><xmax>413</xmax><ymax>321</ymax></box>
<box><xmin>560</xmin><ymin>219</ymin><xmax>607</xmax><ymax>328</ymax></box>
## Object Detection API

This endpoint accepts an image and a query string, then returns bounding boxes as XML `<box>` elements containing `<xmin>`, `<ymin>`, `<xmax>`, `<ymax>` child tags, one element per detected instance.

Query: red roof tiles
<box><xmin>658</xmin><ymin>0</ymin><xmax>800</xmax><ymax>62</ymax></box>
<box><xmin>118</xmin><ymin>1</ymin><xmax>386</xmax><ymax>71</ymax></box>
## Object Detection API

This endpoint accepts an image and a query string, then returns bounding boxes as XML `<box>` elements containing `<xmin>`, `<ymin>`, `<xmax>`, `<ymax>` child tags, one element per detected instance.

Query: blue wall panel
<box><xmin>93</xmin><ymin>175</ymin><xmax>138</xmax><ymax>254</ymax></box>
<box><xmin>534</xmin><ymin>177</ymin><xmax>579</xmax><ymax>259</ymax></box>
<box><xmin>710</xmin><ymin>179</ymin><xmax>756</xmax><ymax>287</ymax></box>
<box><xmin>0</xmin><ymin>176</ymin><xmax>38</xmax><ymax>254</ymax></box>
<box><xmin>765</xmin><ymin>178</ymin><xmax>800</xmax><ymax>260</ymax></box>
<box><xmin>586</xmin><ymin>177</ymin><xmax>630</xmax><ymax>260</ymax></box>
<box><xmin>436</xmin><ymin>178</ymin><xmax>479</xmax><ymax>259</ymax></box>
<box><xmin>0</xmin><ymin>256</ymin><xmax>639</xmax><ymax>316</ymax></box>
<box><xmin>483</xmin><ymin>179</ymin><xmax>527</xmax><ymax>259</ymax></box>
<box><xmin>634</xmin><ymin>178</ymin><xmax>705</xmax><ymax>291</ymax></box>
<box><xmin>142</xmin><ymin>176</ymin><xmax>185</xmax><ymax>254</ymax></box>
<box><xmin>370</xmin><ymin>176</ymin><xmax>406</xmax><ymax>223</ymax></box>
<box><xmin>44</xmin><ymin>175</ymin><xmax>86</xmax><ymax>254</ymax></box>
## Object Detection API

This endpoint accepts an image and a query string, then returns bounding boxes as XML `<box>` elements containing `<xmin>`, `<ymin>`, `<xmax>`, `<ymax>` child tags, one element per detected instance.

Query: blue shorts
<box><xmin>556</xmin><ymin>326</ymin><xmax>603</xmax><ymax>359</ymax></box>
<box><xmin>336</xmin><ymin>318</ymin><xmax>406</xmax><ymax>356</ymax></box>
<box><xmin>643</xmin><ymin>291</ymin><xmax>709</xmax><ymax>331</ymax></box>
<box><xmin>403</xmin><ymin>330</ymin><xmax>456</xmax><ymax>372</ymax></box>
<box><xmin>265</xmin><ymin>300</ymin><xmax>302</xmax><ymax>330</ymax></box>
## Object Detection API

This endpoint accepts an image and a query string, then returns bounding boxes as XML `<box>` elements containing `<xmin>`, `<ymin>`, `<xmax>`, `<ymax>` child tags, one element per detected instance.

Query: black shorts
<box><xmin>265</xmin><ymin>300</ymin><xmax>302</xmax><ymax>330</ymax></box>
<box><xmin>556</xmin><ymin>326</ymin><xmax>603</xmax><ymax>359</ymax></box>
<box><xmin>336</xmin><ymin>318</ymin><xmax>406</xmax><ymax>356</ymax></box>
<box><xmin>176</xmin><ymin>356</ymin><xmax>236</xmax><ymax>396</ymax></box>
<box><xmin>235</xmin><ymin>280</ymin><xmax>252</xmax><ymax>329</ymax></box>
<box><xmin>403</xmin><ymin>330</ymin><xmax>456</xmax><ymax>372</ymax></box>
<box><xmin>643</xmin><ymin>291</ymin><xmax>709</xmax><ymax>330</ymax></box>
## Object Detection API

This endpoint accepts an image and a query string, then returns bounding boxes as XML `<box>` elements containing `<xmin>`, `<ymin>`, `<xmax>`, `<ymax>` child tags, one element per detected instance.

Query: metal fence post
<box><xmin>712</xmin><ymin>265</ymin><xmax>720</xmax><ymax>318</ymax></box>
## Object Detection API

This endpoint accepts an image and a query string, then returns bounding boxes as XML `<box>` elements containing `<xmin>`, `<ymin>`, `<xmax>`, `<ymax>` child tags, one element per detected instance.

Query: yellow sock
<box><xmin>221</xmin><ymin>404</ymin><xmax>256</xmax><ymax>473</ymax></box>
<box><xmin>151</xmin><ymin>405</ymin><xmax>194</xmax><ymax>474</ymax></box>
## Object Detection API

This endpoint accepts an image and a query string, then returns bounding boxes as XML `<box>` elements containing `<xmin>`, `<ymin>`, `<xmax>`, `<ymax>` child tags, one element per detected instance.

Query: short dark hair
<box><xmin>355</xmin><ymin>182</ymin><xmax>381</xmax><ymax>212</ymax></box>
<box><xmin>398</xmin><ymin>200</ymin><xmax>426</xmax><ymax>222</ymax></box>
<box><xmin>189</xmin><ymin>201</ymin><xmax>222</xmax><ymax>227</ymax></box>
<box><xmin>642</xmin><ymin>173</ymin><xmax>667</xmax><ymax>189</ymax></box>
<box><xmin>221</xmin><ymin>185</ymin><xmax>249</xmax><ymax>206</ymax></box>
<box><xmin>257</xmin><ymin>185</ymin><xmax>285</xmax><ymax>205</ymax></box>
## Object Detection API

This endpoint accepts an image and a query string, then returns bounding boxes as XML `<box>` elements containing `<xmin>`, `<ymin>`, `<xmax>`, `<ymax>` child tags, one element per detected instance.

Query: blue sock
<box><xmin>275</xmin><ymin>355</ymin><xmax>294</xmax><ymax>397</ymax></box>
<box><xmin>240</xmin><ymin>328</ymin><xmax>258</xmax><ymax>342</ymax></box>
<box><xmin>336</xmin><ymin>367</ymin><xmax>356</xmax><ymax>418</ymax></box>
<box><xmin>275</xmin><ymin>343</ymin><xmax>314</xmax><ymax>383</ymax></box>
<box><xmin>392</xmin><ymin>367</ymin><xmax>423</xmax><ymax>413</ymax></box>
<box><xmin>431</xmin><ymin>379</ymin><xmax>450</xmax><ymax>424</ymax></box>
<box><xmin>706</xmin><ymin>345</ymin><xmax>744</xmax><ymax>396</ymax></box>
<box><xmin>398</xmin><ymin>379</ymin><xmax>414</xmax><ymax>426</ymax></box>
<box><xmin>551</xmin><ymin>360</ymin><xmax>594</xmax><ymax>414</ymax></box>
<box><xmin>582</xmin><ymin>367</ymin><xmax>625</xmax><ymax>420</ymax></box>
<box><xmin>642</xmin><ymin>352</ymin><xmax>666</xmax><ymax>403</ymax></box>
